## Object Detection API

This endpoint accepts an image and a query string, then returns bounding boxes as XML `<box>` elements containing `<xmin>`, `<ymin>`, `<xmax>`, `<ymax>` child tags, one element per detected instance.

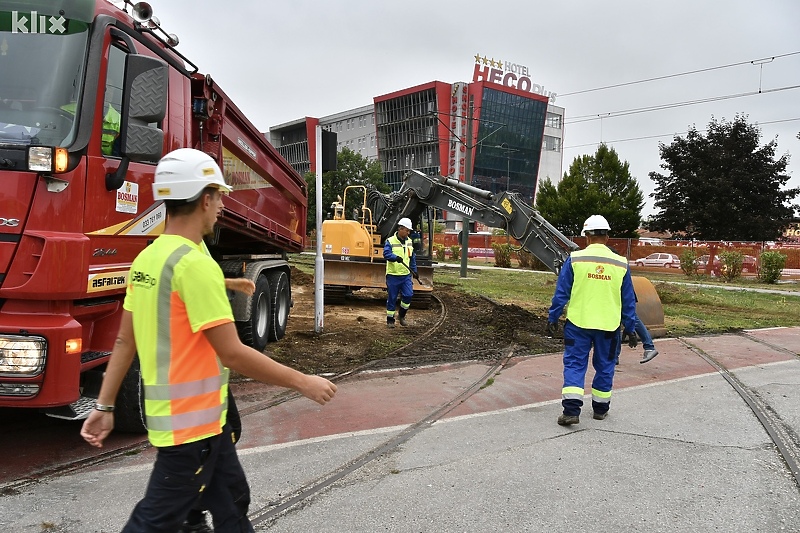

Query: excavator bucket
<box><xmin>320</xmin><ymin>260</ymin><xmax>434</xmax><ymax>308</ymax></box>
<box><xmin>632</xmin><ymin>276</ymin><xmax>666</xmax><ymax>338</ymax></box>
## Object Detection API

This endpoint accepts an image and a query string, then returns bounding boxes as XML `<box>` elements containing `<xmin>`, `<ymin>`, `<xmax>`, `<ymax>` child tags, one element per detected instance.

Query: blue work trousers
<box><xmin>122</xmin><ymin>423</ymin><xmax>254</xmax><ymax>533</ymax></box>
<box><xmin>386</xmin><ymin>274</ymin><xmax>413</xmax><ymax>321</ymax></box>
<box><xmin>562</xmin><ymin>321</ymin><xmax>617</xmax><ymax>417</ymax></box>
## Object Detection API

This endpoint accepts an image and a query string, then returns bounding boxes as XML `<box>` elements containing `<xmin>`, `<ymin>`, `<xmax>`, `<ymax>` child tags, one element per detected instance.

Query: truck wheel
<box><xmin>267</xmin><ymin>270</ymin><xmax>290</xmax><ymax>341</ymax></box>
<box><xmin>237</xmin><ymin>274</ymin><xmax>271</xmax><ymax>353</ymax></box>
<box><xmin>115</xmin><ymin>356</ymin><xmax>147</xmax><ymax>433</ymax></box>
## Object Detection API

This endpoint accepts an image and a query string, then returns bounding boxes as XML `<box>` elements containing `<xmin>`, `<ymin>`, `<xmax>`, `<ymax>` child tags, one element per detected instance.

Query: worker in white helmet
<box><xmin>81</xmin><ymin>148</ymin><xmax>337</xmax><ymax>532</ymax></box>
<box><xmin>383</xmin><ymin>217</ymin><xmax>417</xmax><ymax>328</ymax></box>
<box><xmin>547</xmin><ymin>214</ymin><xmax>637</xmax><ymax>426</ymax></box>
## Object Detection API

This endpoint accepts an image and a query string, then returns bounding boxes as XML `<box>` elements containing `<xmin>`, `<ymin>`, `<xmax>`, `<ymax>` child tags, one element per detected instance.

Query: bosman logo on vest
<box><xmin>587</xmin><ymin>265</ymin><xmax>611</xmax><ymax>280</ymax></box>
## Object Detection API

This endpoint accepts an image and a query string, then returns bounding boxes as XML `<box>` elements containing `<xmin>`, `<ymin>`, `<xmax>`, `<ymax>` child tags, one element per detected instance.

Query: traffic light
<box><xmin>321</xmin><ymin>130</ymin><xmax>337</xmax><ymax>172</ymax></box>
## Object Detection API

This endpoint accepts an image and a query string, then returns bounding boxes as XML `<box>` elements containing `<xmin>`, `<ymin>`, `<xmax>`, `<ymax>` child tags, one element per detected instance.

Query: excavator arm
<box><xmin>371</xmin><ymin>170</ymin><xmax>578</xmax><ymax>273</ymax></box>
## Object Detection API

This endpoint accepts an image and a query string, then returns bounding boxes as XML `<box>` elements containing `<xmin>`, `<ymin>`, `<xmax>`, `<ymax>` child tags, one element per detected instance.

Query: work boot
<box><xmin>179</xmin><ymin>517</ymin><xmax>212</xmax><ymax>533</ymax></box>
<box><xmin>387</xmin><ymin>321</ymin><xmax>395</xmax><ymax>329</ymax></box>
<box><xmin>557</xmin><ymin>414</ymin><xmax>579</xmax><ymax>426</ymax></box>
<box><xmin>641</xmin><ymin>349</ymin><xmax>659</xmax><ymax>364</ymax></box>
<box><xmin>593</xmin><ymin>411</ymin><xmax>608</xmax><ymax>420</ymax></box>
<box><xmin>399</xmin><ymin>316</ymin><xmax>408</xmax><ymax>327</ymax></box>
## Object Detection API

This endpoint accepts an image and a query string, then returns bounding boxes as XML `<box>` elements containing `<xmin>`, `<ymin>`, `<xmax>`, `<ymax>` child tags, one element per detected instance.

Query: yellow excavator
<box><xmin>321</xmin><ymin>170</ymin><xmax>665</xmax><ymax>334</ymax></box>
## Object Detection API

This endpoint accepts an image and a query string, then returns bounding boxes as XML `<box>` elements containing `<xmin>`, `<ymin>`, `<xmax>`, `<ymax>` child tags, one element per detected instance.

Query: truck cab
<box><xmin>0</xmin><ymin>1</ymin><xmax>307</xmax><ymax>430</ymax></box>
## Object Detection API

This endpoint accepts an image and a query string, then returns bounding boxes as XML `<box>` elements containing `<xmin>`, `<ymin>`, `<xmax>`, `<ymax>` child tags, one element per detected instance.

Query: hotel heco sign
<box><xmin>472</xmin><ymin>54</ymin><xmax>556</xmax><ymax>103</ymax></box>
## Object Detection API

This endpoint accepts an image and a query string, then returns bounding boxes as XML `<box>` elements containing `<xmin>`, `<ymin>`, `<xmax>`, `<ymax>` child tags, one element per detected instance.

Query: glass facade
<box><xmin>374</xmin><ymin>88</ymin><xmax>440</xmax><ymax>191</ymax></box>
<box><xmin>471</xmin><ymin>87</ymin><xmax>548</xmax><ymax>203</ymax></box>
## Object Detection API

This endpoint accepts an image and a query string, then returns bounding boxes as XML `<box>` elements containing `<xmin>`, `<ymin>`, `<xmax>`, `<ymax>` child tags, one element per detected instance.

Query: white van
<box><xmin>638</xmin><ymin>237</ymin><xmax>665</xmax><ymax>246</ymax></box>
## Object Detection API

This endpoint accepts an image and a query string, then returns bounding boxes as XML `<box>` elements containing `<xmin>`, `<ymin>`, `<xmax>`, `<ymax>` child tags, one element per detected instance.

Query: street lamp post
<box><xmin>498</xmin><ymin>143</ymin><xmax>518</xmax><ymax>192</ymax></box>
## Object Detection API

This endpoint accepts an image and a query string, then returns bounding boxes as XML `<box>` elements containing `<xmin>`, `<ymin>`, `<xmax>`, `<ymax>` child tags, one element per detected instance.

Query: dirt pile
<box><xmin>263</xmin><ymin>268</ymin><xmax>561</xmax><ymax>375</ymax></box>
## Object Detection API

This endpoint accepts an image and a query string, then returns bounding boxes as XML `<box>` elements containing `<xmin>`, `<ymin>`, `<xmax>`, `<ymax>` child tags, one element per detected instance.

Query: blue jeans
<box><xmin>614</xmin><ymin>317</ymin><xmax>655</xmax><ymax>359</ymax></box>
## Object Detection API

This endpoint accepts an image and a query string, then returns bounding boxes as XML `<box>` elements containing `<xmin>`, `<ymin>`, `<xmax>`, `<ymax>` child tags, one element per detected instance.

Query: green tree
<box><xmin>649</xmin><ymin>114</ymin><xmax>798</xmax><ymax>240</ymax></box>
<box><xmin>535</xmin><ymin>144</ymin><xmax>644</xmax><ymax>237</ymax></box>
<box><xmin>305</xmin><ymin>148</ymin><xmax>389</xmax><ymax>231</ymax></box>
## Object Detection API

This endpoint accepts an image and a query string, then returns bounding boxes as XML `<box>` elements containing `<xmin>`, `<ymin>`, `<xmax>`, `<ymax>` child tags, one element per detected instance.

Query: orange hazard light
<box><xmin>54</xmin><ymin>148</ymin><xmax>69</xmax><ymax>173</ymax></box>
<box><xmin>65</xmin><ymin>338</ymin><xmax>82</xmax><ymax>355</ymax></box>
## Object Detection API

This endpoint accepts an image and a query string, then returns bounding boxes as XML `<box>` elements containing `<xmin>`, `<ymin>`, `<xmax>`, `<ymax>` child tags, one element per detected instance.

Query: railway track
<box><xmin>4</xmin><ymin>297</ymin><xmax>800</xmax><ymax>531</ymax></box>
<box><xmin>678</xmin><ymin>334</ymin><xmax>800</xmax><ymax>487</ymax></box>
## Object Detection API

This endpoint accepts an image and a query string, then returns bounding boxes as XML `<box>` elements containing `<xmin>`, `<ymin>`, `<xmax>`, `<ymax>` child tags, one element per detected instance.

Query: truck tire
<box><xmin>115</xmin><ymin>356</ymin><xmax>147</xmax><ymax>433</ymax></box>
<box><xmin>237</xmin><ymin>274</ymin><xmax>271</xmax><ymax>353</ymax></box>
<box><xmin>267</xmin><ymin>270</ymin><xmax>290</xmax><ymax>341</ymax></box>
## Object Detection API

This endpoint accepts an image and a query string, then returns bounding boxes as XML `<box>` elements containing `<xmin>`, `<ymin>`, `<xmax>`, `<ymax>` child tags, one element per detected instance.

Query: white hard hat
<box><xmin>398</xmin><ymin>217</ymin><xmax>413</xmax><ymax>230</ymax></box>
<box><xmin>581</xmin><ymin>214</ymin><xmax>611</xmax><ymax>236</ymax></box>
<box><xmin>153</xmin><ymin>148</ymin><xmax>232</xmax><ymax>201</ymax></box>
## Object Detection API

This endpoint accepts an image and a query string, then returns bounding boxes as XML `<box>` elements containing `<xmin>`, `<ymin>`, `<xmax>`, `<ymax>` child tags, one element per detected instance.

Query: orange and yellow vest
<box><xmin>123</xmin><ymin>234</ymin><xmax>234</xmax><ymax>447</ymax></box>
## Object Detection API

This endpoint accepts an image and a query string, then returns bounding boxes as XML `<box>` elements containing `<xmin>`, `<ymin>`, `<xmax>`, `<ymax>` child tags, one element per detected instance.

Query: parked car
<box><xmin>634</xmin><ymin>253</ymin><xmax>680</xmax><ymax>268</ymax></box>
<box><xmin>696</xmin><ymin>254</ymin><xmax>758</xmax><ymax>275</ymax></box>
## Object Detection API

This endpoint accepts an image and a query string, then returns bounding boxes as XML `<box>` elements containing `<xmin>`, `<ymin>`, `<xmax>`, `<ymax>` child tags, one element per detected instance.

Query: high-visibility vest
<box><xmin>124</xmin><ymin>234</ymin><xmax>234</xmax><ymax>447</ymax></box>
<box><xmin>60</xmin><ymin>102</ymin><xmax>120</xmax><ymax>155</ymax></box>
<box><xmin>385</xmin><ymin>233</ymin><xmax>413</xmax><ymax>276</ymax></box>
<box><xmin>566</xmin><ymin>243</ymin><xmax>629</xmax><ymax>331</ymax></box>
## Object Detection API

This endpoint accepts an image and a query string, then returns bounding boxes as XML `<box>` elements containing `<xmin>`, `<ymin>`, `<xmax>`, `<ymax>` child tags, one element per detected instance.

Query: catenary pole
<box><xmin>314</xmin><ymin>125</ymin><xmax>324</xmax><ymax>332</ymax></box>
<box><xmin>460</xmin><ymin>96</ymin><xmax>474</xmax><ymax>278</ymax></box>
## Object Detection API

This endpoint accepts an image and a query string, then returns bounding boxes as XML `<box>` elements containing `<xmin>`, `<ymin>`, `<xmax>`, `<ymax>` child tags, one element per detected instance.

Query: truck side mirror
<box><xmin>106</xmin><ymin>55</ymin><xmax>168</xmax><ymax>191</ymax></box>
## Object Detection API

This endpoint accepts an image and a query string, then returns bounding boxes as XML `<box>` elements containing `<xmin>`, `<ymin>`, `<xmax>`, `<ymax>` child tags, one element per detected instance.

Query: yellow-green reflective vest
<box><xmin>566</xmin><ymin>243</ymin><xmax>629</xmax><ymax>331</ymax></box>
<box><xmin>386</xmin><ymin>234</ymin><xmax>413</xmax><ymax>276</ymax></box>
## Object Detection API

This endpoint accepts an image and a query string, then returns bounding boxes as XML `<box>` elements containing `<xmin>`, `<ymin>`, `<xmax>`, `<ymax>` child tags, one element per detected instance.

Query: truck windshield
<box><xmin>0</xmin><ymin>20</ymin><xmax>89</xmax><ymax>147</ymax></box>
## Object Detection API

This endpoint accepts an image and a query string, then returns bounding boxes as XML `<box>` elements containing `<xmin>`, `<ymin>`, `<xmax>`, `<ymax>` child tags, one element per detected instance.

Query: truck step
<box><xmin>43</xmin><ymin>395</ymin><xmax>96</xmax><ymax>421</ymax></box>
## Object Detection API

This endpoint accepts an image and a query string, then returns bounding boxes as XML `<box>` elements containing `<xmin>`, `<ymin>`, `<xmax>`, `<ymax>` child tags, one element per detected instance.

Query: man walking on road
<box><xmin>80</xmin><ymin>148</ymin><xmax>337</xmax><ymax>532</ymax></box>
<box><xmin>384</xmin><ymin>217</ymin><xmax>417</xmax><ymax>328</ymax></box>
<box><xmin>547</xmin><ymin>215</ymin><xmax>637</xmax><ymax>426</ymax></box>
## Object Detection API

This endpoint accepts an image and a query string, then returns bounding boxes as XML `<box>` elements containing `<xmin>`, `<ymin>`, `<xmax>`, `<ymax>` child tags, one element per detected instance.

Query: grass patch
<box><xmin>291</xmin><ymin>253</ymin><xmax>800</xmax><ymax>338</ymax></box>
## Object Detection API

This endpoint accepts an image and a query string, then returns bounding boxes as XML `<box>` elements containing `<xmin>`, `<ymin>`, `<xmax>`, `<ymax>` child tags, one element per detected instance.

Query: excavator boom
<box><xmin>321</xmin><ymin>170</ymin><xmax>665</xmax><ymax>336</ymax></box>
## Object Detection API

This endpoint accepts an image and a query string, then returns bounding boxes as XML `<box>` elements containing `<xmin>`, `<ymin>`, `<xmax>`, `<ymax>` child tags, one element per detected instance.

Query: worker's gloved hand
<box><xmin>622</xmin><ymin>330</ymin><xmax>638</xmax><ymax>348</ymax></box>
<box><xmin>395</xmin><ymin>256</ymin><xmax>404</xmax><ymax>265</ymax></box>
<box><xmin>547</xmin><ymin>321</ymin><xmax>559</xmax><ymax>337</ymax></box>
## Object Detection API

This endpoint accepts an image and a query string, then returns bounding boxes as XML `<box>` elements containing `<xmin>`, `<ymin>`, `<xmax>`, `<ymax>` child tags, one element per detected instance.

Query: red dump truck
<box><xmin>0</xmin><ymin>0</ymin><xmax>306</xmax><ymax>430</ymax></box>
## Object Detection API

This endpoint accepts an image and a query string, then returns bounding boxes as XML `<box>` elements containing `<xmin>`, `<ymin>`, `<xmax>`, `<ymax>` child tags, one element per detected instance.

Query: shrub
<box><xmin>433</xmin><ymin>243</ymin><xmax>446</xmax><ymax>262</ymax></box>
<box><xmin>517</xmin><ymin>249</ymin><xmax>534</xmax><ymax>269</ymax></box>
<box><xmin>718</xmin><ymin>250</ymin><xmax>744</xmax><ymax>282</ymax></box>
<box><xmin>492</xmin><ymin>243</ymin><xmax>512</xmax><ymax>268</ymax></box>
<box><xmin>679</xmin><ymin>249</ymin><xmax>699</xmax><ymax>277</ymax></box>
<box><xmin>758</xmin><ymin>251</ymin><xmax>787</xmax><ymax>284</ymax></box>
<box><xmin>517</xmin><ymin>249</ymin><xmax>549</xmax><ymax>271</ymax></box>
<box><xmin>449</xmin><ymin>245</ymin><xmax>460</xmax><ymax>261</ymax></box>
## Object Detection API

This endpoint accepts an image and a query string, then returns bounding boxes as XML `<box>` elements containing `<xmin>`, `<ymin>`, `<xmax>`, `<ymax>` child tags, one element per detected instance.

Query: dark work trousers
<box><xmin>185</xmin><ymin>391</ymin><xmax>243</xmax><ymax>528</ymax></box>
<box><xmin>122</xmin><ymin>422</ymin><xmax>253</xmax><ymax>533</ymax></box>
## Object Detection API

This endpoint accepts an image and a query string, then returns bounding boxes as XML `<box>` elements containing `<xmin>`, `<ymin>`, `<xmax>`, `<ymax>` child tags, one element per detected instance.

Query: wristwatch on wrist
<box><xmin>95</xmin><ymin>403</ymin><xmax>115</xmax><ymax>412</ymax></box>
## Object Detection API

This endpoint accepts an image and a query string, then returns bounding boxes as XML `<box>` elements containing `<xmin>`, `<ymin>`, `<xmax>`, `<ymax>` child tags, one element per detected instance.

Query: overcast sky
<box><xmin>138</xmin><ymin>0</ymin><xmax>800</xmax><ymax>217</ymax></box>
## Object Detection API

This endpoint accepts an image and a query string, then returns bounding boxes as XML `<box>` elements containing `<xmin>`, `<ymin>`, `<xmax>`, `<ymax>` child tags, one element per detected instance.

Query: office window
<box><xmin>546</xmin><ymin>112</ymin><xmax>562</xmax><ymax>129</ymax></box>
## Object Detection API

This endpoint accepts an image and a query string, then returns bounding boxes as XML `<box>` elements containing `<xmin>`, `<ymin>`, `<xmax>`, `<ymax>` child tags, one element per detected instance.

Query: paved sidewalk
<box><xmin>2</xmin><ymin>328</ymin><xmax>800</xmax><ymax>532</ymax></box>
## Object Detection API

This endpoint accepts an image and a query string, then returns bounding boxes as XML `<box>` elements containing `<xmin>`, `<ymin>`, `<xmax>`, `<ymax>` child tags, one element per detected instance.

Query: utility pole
<box><xmin>460</xmin><ymin>96</ymin><xmax>474</xmax><ymax>278</ymax></box>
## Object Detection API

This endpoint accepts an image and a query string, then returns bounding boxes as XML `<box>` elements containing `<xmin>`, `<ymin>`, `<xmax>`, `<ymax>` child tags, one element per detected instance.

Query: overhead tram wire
<box><xmin>564</xmin><ymin>117</ymin><xmax>800</xmax><ymax>150</ymax></box>
<box><xmin>557</xmin><ymin>51</ymin><xmax>800</xmax><ymax>98</ymax></box>
<box><xmin>565</xmin><ymin>83</ymin><xmax>800</xmax><ymax>125</ymax></box>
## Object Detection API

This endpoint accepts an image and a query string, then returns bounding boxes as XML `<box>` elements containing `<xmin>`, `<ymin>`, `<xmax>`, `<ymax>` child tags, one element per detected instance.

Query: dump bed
<box><xmin>191</xmin><ymin>74</ymin><xmax>307</xmax><ymax>256</ymax></box>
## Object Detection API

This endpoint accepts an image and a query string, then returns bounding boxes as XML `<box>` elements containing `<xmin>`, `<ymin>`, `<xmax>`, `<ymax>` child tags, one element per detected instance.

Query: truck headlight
<box><xmin>28</xmin><ymin>147</ymin><xmax>68</xmax><ymax>173</ymax></box>
<box><xmin>0</xmin><ymin>336</ymin><xmax>46</xmax><ymax>375</ymax></box>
